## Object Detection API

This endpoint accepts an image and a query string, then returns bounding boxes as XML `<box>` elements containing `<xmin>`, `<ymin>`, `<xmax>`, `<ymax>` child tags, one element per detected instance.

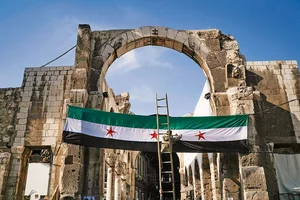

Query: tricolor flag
<box><xmin>63</xmin><ymin>106</ymin><xmax>249</xmax><ymax>153</ymax></box>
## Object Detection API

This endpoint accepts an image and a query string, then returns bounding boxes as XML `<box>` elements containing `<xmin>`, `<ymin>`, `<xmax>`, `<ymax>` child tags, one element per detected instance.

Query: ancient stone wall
<box><xmin>0</xmin><ymin>88</ymin><xmax>20</xmax><ymax>200</ymax></box>
<box><xmin>0</xmin><ymin>66</ymin><xmax>74</xmax><ymax>199</ymax></box>
<box><xmin>245</xmin><ymin>60</ymin><xmax>300</xmax><ymax>198</ymax></box>
<box><xmin>14</xmin><ymin>66</ymin><xmax>73</xmax><ymax>146</ymax></box>
<box><xmin>247</xmin><ymin>60</ymin><xmax>300</xmax><ymax>142</ymax></box>
<box><xmin>0</xmin><ymin>88</ymin><xmax>21</xmax><ymax>148</ymax></box>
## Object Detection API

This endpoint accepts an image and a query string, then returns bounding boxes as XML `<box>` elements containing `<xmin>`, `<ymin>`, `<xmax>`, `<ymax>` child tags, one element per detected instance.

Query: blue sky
<box><xmin>0</xmin><ymin>0</ymin><xmax>299</xmax><ymax>116</ymax></box>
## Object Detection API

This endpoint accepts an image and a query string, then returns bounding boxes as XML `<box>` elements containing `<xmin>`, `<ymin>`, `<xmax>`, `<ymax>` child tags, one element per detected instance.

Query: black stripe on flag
<box><xmin>63</xmin><ymin>131</ymin><xmax>249</xmax><ymax>153</ymax></box>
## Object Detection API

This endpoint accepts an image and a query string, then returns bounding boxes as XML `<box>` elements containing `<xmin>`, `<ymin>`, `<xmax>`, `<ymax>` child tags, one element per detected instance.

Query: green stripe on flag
<box><xmin>67</xmin><ymin>106</ymin><xmax>248</xmax><ymax>130</ymax></box>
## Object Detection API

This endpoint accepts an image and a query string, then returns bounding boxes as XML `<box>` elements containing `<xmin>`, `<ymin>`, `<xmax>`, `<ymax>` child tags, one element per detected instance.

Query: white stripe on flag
<box><xmin>64</xmin><ymin>118</ymin><xmax>247</xmax><ymax>142</ymax></box>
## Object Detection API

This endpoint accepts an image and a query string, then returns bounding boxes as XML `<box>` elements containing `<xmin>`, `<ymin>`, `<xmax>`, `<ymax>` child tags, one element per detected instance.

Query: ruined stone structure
<box><xmin>0</xmin><ymin>24</ymin><xmax>300</xmax><ymax>200</ymax></box>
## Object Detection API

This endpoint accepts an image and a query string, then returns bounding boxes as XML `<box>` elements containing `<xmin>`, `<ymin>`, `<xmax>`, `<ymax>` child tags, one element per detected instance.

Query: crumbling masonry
<box><xmin>0</xmin><ymin>25</ymin><xmax>300</xmax><ymax>200</ymax></box>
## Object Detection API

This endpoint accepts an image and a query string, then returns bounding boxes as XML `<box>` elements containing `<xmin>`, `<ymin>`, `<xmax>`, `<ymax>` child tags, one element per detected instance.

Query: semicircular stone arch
<box><xmin>72</xmin><ymin>24</ymin><xmax>250</xmax><ymax>117</ymax></box>
<box><xmin>83</xmin><ymin>25</ymin><xmax>246</xmax><ymax>96</ymax></box>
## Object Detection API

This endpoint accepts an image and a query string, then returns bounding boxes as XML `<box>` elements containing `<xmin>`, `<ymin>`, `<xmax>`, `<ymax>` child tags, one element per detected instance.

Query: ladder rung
<box><xmin>161</xmin><ymin>171</ymin><xmax>172</xmax><ymax>173</ymax></box>
<box><xmin>157</xmin><ymin>105</ymin><xmax>167</xmax><ymax>108</ymax></box>
<box><xmin>159</xmin><ymin>132</ymin><xmax>167</xmax><ymax>135</ymax></box>
<box><xmin>162</xmin><ymin>161</ymin><xmax>171</xmax><ymax>164</ymax></box>
<box><xmin>162</xmin><ymin>181</ymin><xmax>172</xmax><ymax>183</ymax></box>
<box><xmin>160</xmin><ymin>122</ymin><xmax>168</xmax><ymax>125</ymax></box>
<box><xmin>157</xmin><ymin>97</ymin><xmax>166</xmax><ymax>101</ymax></box>
<box><xmin>162</xmin><ymin>191</ymin><xmax>174</xmax><ymax>193</ymax></box>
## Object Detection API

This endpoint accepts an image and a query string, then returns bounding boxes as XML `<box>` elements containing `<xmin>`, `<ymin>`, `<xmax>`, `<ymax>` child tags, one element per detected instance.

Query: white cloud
<box><xmin>108</xmin><ymin>46</ymin><xmax>174</xmax><ymax>74</ymax></box>
<box><xmin>129</xmin><ymin>85</ymin><xmax>156</xmax><ymax>103</ymax></box>
<box><xmin>109</xmin><ymin>50</ymin><xmax>139</xmax><ymax>72</ymax></box>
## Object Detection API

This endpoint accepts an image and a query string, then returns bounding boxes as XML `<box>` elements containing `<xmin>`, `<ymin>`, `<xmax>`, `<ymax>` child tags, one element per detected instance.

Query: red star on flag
<box><xmin>106</xmin><ymin>126</ymin><xmax>116</xmax><ymax>137</ymax></box>
<box><xmin>150</xmin><ymin>131</ymin><xmax>158</xmax><ymax>139</ymax></box>
<box><xmin>196</xmin><ymin>131</ymin><xmax>205</xmax><ymax>140</ymax></box>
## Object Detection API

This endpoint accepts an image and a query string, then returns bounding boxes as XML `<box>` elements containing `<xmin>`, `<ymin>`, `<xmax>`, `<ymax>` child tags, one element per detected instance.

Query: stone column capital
<box><xmin>115</xmin><ymin>161</ymin><xmax>126</xmax><ymax>175</ymax></box>
<box><xmin>105</xmin><ymin>150</ymin><xmax>117</xmax><ymax>167</ymax></box>
<box><xmin>0</xmin><ymin>152</ymin><xmax>11</xmax><ymax>165</ymax></box>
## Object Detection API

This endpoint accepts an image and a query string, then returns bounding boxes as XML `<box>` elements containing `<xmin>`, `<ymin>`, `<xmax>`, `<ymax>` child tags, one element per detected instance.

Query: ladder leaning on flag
<box><xmin>156</xmin><ymin>93</ymin><xmax>176</xmax><ymax>200</ymax></box>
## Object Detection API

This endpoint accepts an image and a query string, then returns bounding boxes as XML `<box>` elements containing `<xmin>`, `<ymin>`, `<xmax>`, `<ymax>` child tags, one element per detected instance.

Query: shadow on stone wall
<box><xmin>246</xmin><ymin>69</ymin><xmax>300</xmax><ymax>198</ymax></box>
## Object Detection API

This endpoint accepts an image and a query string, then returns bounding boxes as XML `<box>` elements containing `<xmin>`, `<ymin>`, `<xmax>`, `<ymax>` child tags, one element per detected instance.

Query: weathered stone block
<box><xmin>223</xmin><ymin>178</ymin><xmax>240</xmax><ymax>200</ymax></box>
<box><xmin>241</xmin><ymin>166</ymin><xmax>267</xmax><ymax>191</ymax></box>
<box><xmin>239</xmin><ymin>153</ymin><xmax>261</xmax><ymax>167</ymax></box>
<box><xmin>245</xmin><ymin>191</ymin><xmax>269</xmax><ymax>200</ymax></box>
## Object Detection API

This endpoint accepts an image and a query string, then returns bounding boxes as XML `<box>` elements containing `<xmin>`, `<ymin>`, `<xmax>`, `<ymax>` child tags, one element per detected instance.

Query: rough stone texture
<box><xmin>241</xmin><ymin>167</ymin><xmax>267</xmax><ymax>191</ymax></box>
<box><xmin>245</xmin><ymin>191</ymin><xmax>269</xmax><ymax>200</ymax></box>
<box><xmin>0</xmin><ymin>88</ymin><xmax>20</xmax><ymax>147</ymax></box>
<box><xmin>114</xmin><ymin>92</ymin><xmax>131</xmax><ymax>114</ymax></box>
<box><xmin>60</xmin><ymin>144</ymin><xmax>84</xmax><ymax>199</ymax></box>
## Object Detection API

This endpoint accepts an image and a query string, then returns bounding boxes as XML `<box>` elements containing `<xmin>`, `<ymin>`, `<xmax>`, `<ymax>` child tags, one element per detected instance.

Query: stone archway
<box><xmin>88</xmin><ymin>26</ymin><xmax>246</xmax><ymax>95</ymax></box>
<box><xmin>71</xmin><ymin>25</ymin><xmax>247</xmax><ymax>104</ymax></box>
<box><xmin>64</xmin><ymin>24</ymin><xmax>269</xmax><ymax>200</ymax></box>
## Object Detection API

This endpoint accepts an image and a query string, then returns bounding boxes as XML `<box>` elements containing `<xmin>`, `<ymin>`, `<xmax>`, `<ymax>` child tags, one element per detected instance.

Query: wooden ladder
<box><xmin>156</xmin><ymin>93</ymin><xmax>176</xmax><ymax>200</ymax></box>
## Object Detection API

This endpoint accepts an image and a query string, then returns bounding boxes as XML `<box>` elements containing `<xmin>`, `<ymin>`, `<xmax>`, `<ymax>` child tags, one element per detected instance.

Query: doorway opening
<box><xmin>135</xmin><ymin>151</ymin><xmax>180</xmax><ymax>200</ymax></box>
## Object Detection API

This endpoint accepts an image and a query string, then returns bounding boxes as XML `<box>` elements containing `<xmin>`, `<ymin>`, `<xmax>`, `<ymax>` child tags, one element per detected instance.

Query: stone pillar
<box><xmin>84</xmin><ymin>147</ymin><xmax>100</xmax><ymax>197</ymax></box>
<box><xmin>107</xmin><ymin>165</ymin><xmax>115</xmax><ymax>200</ymax></box>
<box><xmin>114</xmin><ymin>161</ymin><xmax>125</xmax><ymax>200</ymax></box>
<box><xmin>178</xmin><ymin>167</ymin><xmax>187</xmax><ymax>200</ymax></box>
<box><xmin>200</xmin><ymin>153</ymin><xmax>213</xmax><ymax>200</ymax></box>
<box><xmin>121</xmin><ymin>175</ymin><xmax>127</xmax><ymax>200</ymax></box>
<box><xmin>219</xmin><ymin>153</ymin><xmax>241</xmax><ymax>200</ymax></box>
<box><xmin>114</xmin><ymin>175</ymin><xmax>121</xmax><ymax>200</ymax></box>
<box><xmin>99</xmin><ymin>149</ymin><xmax>105</xmax><ymax>199</ymax></box>
<box><xmin>60</xmin><ymin>144</ymin><xmax>85</xmax><ymax>199</ymax></box>
<box><xmin>60</xmin><ymin>24</ymin><xmax>92</xmax><ymax>199</ymax></box>
<box><xmin>187</xmin><ymin>166</ymin><xmax>193</xmax><ymax>199</ymax></box>
<box><xmin>129</xmin><ymin>168</ymin><xmax>136</xmax><ymax>200</ymax></box>
<box><xmin>105</xmin><ymin>150</ymin><xmax>117</xmax><ymax>200</ymax></box>
<box><xmin>227</xmin><ymin>86</ymin><xmax>269</xmax><ymax>199</ymax></box>
<box><xmin>239</xmin><ymin>152</ymin><xmax>269</xmax><ymax>200</ymax></box>
<box><xmin>4</xmin><ymin>147</ymin><xmax>30</xmax><ymax>200</ymax></box>
<box><xmin>192</xmin><ymin>174</ymin><xmax>201</xmax><ymax>199</ymax></box>
<box><xmin>72</xmin><ymin>24</ymin><xmax>91</xmax><ymax>90</ymax></box>
<box><xmin>178</xmin><ymin>153</ymin><xmax>186</xmax><ymax>200</ymax></box>
<box><xmin>209</xmin><ymin>153</ymin><xmax>221</xmax><ymax>200</ymax></box>
<box><xmin>0</xmin><ymin>152</ymin><xmax>11</xmax><ymax>200</ymax></box>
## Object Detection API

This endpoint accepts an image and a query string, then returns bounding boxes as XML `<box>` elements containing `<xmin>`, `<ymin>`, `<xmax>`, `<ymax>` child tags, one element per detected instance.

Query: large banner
<box><xmin>63</xmin><ymin>106</ymin><xmax>249</xmax><ymax>152</ymax></box>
